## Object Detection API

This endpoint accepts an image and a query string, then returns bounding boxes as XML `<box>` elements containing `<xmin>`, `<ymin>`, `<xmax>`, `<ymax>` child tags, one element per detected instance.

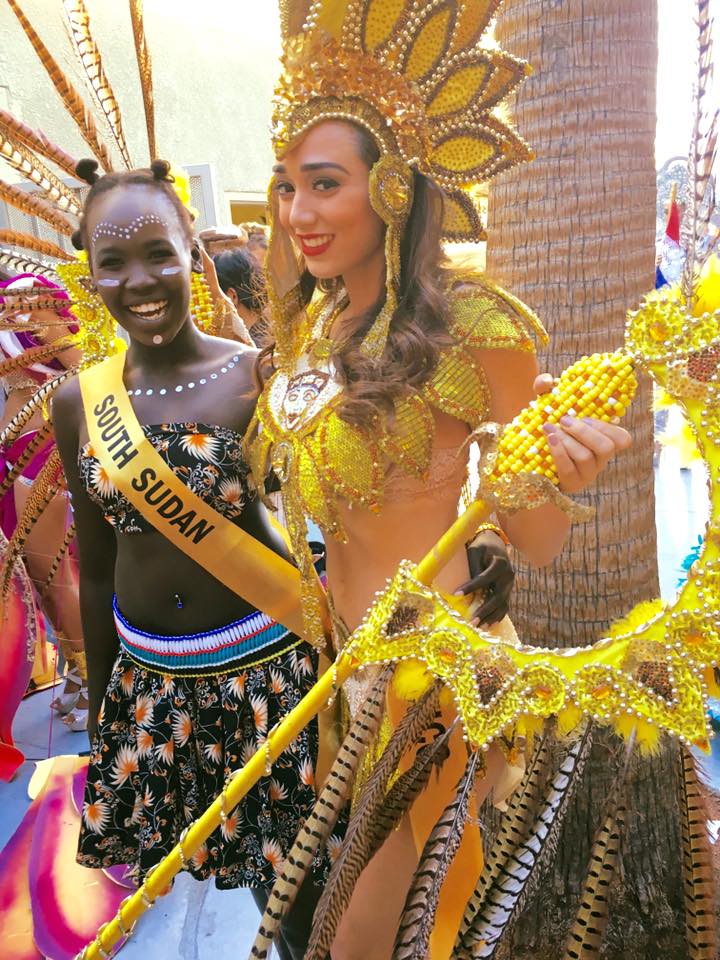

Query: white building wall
<box><xmin>0</xmin><ymin>0</ymin><xmax>281</xmax><ymax>224</ymax></box>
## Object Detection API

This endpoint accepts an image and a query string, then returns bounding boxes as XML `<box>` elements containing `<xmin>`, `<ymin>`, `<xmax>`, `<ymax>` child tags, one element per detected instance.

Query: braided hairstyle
<box><xmin>71</xmin><ymin>158</ymin><xmax>194</xmax><ymax>254</ymax></box>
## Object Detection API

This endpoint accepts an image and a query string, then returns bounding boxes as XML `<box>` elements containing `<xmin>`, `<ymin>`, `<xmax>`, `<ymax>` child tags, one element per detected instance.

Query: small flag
<box><xmin>656</xmin><ymin>182</ymin><xmax>684</xmax><ymax>288</ymax></box>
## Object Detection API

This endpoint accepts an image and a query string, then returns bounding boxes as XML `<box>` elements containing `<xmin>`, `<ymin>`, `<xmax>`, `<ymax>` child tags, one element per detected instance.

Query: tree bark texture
<box><xmin>487</xmin><ymin>2</ymin><xmax>687</xmax><ymax>957</ymax></box>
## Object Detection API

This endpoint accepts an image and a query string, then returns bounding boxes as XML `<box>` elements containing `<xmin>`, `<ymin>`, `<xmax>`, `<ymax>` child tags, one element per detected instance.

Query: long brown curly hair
<box><xmin>258</xmin><ymin>123</ymin><xmax>458</xmax><ymax>428</ymax></box>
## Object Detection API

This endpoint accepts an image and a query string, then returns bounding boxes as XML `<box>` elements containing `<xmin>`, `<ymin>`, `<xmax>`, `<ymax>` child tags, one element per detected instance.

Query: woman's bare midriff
<box><xmin>321</xmin><ymin>415</ymin><xmax>495</xmax><ymax>960</ymax></box>
<box><xmin>326</xmin><ymin>485</ymin><xmax>469</xmax><ymax>629</ymax></box>
<box><xmin>325</xmin><ymin>413</ymin><xmax>473</xmax><ymax>630</ymax></box>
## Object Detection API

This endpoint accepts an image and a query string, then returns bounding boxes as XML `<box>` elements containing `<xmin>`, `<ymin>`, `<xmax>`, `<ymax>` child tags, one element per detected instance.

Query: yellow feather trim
<box><xmin>612</xmin><ymin>715</ymin><xmax>661</xmax><ymax>754</ymax></box>
<box><xmin>168</xmin><ymin>163</ymin><xmax>199</xmax><ymax>220</ymax></box>
<box><xmin>557</xmin><ymin>705</ymin><xmax>584</xmax><ymax>738</ymax></box>
<box><xmin>694</xmin><ymin>254</ymin><xmax>720</xmax><ymax>316</ymax></box>
<box><xmin>514</xmin><ymin>713</ymin><xmax>545</xmax><ymax>741</ymax></box>
<box><xmin>392</xmin><ymin>658</ymin><xmax>434</xmax><ymax>701</ymax></box>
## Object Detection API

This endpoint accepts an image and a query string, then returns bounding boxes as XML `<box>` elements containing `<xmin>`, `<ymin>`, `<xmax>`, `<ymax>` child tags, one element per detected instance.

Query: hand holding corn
<box><xmin>487</xmin><ymin>351</ymin><xmax>636</xmax><ymax>494</ymax></box>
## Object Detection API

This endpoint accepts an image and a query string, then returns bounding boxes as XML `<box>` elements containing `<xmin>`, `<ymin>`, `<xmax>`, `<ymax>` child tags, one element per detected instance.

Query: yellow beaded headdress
<box><xmin>269</xmin><ymin>0</ymin><xmax>533</xmax><ymax>361</ymax></box>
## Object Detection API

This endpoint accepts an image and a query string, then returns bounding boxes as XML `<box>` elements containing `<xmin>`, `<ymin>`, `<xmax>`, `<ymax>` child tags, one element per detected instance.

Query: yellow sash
<box><xmin>79</xmin><ymin>351</ymin><xmax>317</xmax><ymax>638</ymax></box>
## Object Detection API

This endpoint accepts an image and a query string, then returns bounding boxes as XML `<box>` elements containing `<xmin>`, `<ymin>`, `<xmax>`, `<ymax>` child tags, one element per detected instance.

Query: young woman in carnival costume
<box><xmin>0</xmin><ymin>3</ymin><xmax>363</xmax><ymax>955</ymax></box>
<box><xmin>0</xmin><ymin>273</ymin><xmax>88</xmax><ymax>734</ymax></box>
<box><xmin>243</xmin><ymin>2</ymin><xmax>631</xmax><ymax>958</ymax></box>
<box><xmin>43</xmin><ymin>155</ymin><xmax>337</xmax><ymax>959</ymax></box>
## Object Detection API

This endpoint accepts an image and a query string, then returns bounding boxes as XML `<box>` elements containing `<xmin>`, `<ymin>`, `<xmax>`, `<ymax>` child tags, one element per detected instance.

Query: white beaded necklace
<box><xmin>127</xmin><ymin>354</ymin><xmax>241</xmax><ymax>397</ymax></box>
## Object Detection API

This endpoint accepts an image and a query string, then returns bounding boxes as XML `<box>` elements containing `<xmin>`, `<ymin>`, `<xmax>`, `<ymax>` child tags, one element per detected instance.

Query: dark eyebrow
<box><xmin>272</xmin><ymin>161</ymin><xmax>350</xmax><ymax>175</ymax></box>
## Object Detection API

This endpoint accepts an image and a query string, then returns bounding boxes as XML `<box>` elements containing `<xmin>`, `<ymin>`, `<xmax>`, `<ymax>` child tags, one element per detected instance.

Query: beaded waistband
<box><xmin>113</xmin><ymin>598</ymin><xmax>297</xmax><ymax>676</ymax></box>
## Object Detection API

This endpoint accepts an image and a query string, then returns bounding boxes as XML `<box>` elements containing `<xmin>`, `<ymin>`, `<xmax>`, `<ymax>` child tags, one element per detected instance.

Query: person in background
<box><xmin>242</xmin><ymin>223</ymin><xmax>270</xmax><ymax>268</ymax></box>
<box><xmin>0</xmin><ymin>274</ymin><xmax>87</xmax><ymax>729</ymax></box>
<box><xmin>213</xmin><ymin>247</ymin><xmax>270</xmax><ymax>347</ymax></box>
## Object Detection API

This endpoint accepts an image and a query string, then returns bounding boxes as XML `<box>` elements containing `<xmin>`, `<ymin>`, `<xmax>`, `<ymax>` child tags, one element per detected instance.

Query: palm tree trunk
<box><xmin>487</xmin><ymin>2</ymin><xmax>687</xmax><ymax>957</ymax></box>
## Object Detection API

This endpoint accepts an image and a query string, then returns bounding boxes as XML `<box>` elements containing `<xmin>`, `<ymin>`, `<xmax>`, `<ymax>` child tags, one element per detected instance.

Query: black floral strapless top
<box><xmin>78</xmin><ymin>422</ymin><xmax>253</xmax><ymax>535</ymax></box>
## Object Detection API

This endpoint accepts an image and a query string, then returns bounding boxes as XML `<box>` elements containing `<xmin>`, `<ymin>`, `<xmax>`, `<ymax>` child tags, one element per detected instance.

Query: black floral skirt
<box><xmin>77</xmin><ymin>638</ymin><xmax>334</xmax><ymax>889</ymax></box>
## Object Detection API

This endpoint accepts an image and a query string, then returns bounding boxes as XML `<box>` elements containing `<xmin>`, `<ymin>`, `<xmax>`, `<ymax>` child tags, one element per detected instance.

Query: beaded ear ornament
<box><xmin>56</xmin><ymin>257</ymin><xmax>123</xmax><ymax>368</ymax></box>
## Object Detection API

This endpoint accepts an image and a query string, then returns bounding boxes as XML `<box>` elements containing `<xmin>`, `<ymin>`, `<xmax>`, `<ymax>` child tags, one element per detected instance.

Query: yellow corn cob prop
<box><xmin>482</xmin><ymin>350</ymin><xmax>637</xmax><ymax>515</ymax></box>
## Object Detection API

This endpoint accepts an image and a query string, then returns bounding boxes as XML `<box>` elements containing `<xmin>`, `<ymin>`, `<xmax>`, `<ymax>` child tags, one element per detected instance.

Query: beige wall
<box><xmin>0</xmin><ymin>0</ymin><xmax>281</xmax><ymax>223</ymax></box>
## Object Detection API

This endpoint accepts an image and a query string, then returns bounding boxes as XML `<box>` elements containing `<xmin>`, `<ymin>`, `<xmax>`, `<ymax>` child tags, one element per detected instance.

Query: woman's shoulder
<box><xmin>204</xmin><ymin>335</ymin><xmax>259</xmax><ymax>363</ymax></box>
<box><xmin>446</xmin><ymin>274</ymin><xmax>548</xmax><ymax>354</ymax></box>
<box><xmin>50</xmin><ymin>370</ymin><xmax>83</xmax><ymax>444</ymax></box>
<box><xmin>52</xmin><ymin>369</ymin><xmax>82</xmax><ymax>412</ymax></box>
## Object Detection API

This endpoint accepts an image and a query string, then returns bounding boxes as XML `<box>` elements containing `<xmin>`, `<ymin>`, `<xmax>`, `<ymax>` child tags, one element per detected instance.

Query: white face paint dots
<box><xmin>152</xmin><ymin>334</ymin><xmax>163</xmax><ymax>345</ymax></box>
<box><xmin>97</xmin><ymin>278</ymin><xmax>121</xmax><ymax>287</ymax></box>
<box><xmin>91</xmin><ymin>214</ymin><xmax>167</xmax><ymax>245</ymax></box>
<box><xmin>160</xmin><ymin>265</ymin><xmax>183</xmax><ymax>276</ymax></box>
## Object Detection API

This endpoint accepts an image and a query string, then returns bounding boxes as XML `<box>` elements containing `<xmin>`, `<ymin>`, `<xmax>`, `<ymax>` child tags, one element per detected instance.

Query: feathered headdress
<box><xmin>274</xmin><ymin>0</ymin><xmax>531</xmax><ymax>240</ymax></box>
<box><xmin>0</xmin><ymin>0</ymin><xmax>156</xmax><ymax>276</ymax></box>
<box><xmin>268</xmin><ymin>0</ymin><xmax>533</xmax><ymax>360</ymax></box>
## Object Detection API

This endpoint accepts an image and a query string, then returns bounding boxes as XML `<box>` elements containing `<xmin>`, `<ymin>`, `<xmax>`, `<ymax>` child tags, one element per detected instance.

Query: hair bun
<box><xmin>70</xmin><ymin>229</ymin><xmax>84</xmax><ymax>251</ymax></box>
<box><xmin>75</xmin><ymin>158</ymin><xmax>100</xmax><ymax>186</ymax></box>
<box><xmin>150</xmin><ymin>159</ymin><xmax>173</xmax><ymax>181</ymax></box>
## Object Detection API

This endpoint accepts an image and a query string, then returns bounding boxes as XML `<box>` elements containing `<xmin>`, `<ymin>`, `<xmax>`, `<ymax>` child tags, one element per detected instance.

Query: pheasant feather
<box><xmin>364</xmin><ymin>719</ymin><xmax>456</xmax><ymax>863</ymax></box>
<box><xmin>305</xmin><ymin>683</ymin><xmax>442</xmax><ymax>960</ymax></box>
<box><xmin>0</xmin><ymin>231</ymin><xmax>74</xmax><ymax>263</ymax></box>
<box><xmin>458</xmin><ymin>723</ymin><xmax>593</xmax><ymax>959</ymax></box>
<box><xmin>0</xmin><ymin>291</ymin><xmax>74</xmax><ymax>326</ymax></box>
<box><xmin>0</xmin><ymin>338</ymin><xmax>76</xmax><ymax>379</ymax></box>
<box><xmin>40</xmin><ymin>522</ymin><xmax>76</xmax><ymax>598</ymax></box>
<box><xmin>63</xmin><ymin>0</ymin><xmax>132</xmax><ymax>168</ymax></box>
<box><xmin>0</xmin><ymin>108</ymin><xmax>79</xmax><ymax>181</ymax></box>
<box><xmin>250</xmin><ymin>667</ymin><xmax>393</xmax><ymax>960</ymax></box>
<box><xmin>393</xmin><ymin>751</ymin><xmax>480</xmax><ymax>960</ymax></box>
<box><xmin>561</xmin><ymin>795</ymin><xmax>626</xmax><ymax>959</ymax></box>
<box><xmin>682</xmin><ymin>0</ymin><xmax>717</xmax><ymax>301</ymax></box>
<box><xmin>0</xmin><ymin>129</ymin><xmax>81</xmax><ymax>216</ymax></box>
<box><xmin>0</xmin><ymin>421</ymin><xmax>55</xmax><ymax>503</ymax></box>
<box><xmin>6</xmin><ymin>0</ymin><xmax>113</xmax><ymax>171</ymax></box>
<box><xmin>0</xmin><ymin>179</ymin><xmax>75</xmax><ymax>236</ymax></box>
<box><xmin>455</xmin><ymin>732</ymin><xmax>554</xmax><ymax>953</ymax></box>
<box><xmin>2</xmin><ymin>371</ymin><xmax>75</xmax><ymax>451</ymax></box>
<box><xmin>678</xmin><ymin>744</ymin><xmax>718</xmax><ymax>960</ymax></box>
<box><xmin>1</xmin><ymin>449</ymin><xmax>65</xmax><ymax>607</ymax></box>
<box><xmin>0</xmin><ymin>251</ymin><xmax>60</xmax><ymax>281</ymax></box>
<box><xmin>129</xmin><ymin>0</ymin><xmax>158</xmax><ymax>161</ymax></box>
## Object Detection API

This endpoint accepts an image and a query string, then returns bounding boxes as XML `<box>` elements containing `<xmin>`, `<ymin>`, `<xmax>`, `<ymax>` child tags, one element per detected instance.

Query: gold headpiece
<box><xmin>273</xmin><ymin>0</ymin><xmax>532</xmax><ymax>242</ymax></box>
<box><xmin>269</xmin><ymin>0</ymin><xmax>533</xmax><ymax>361</ymax></box>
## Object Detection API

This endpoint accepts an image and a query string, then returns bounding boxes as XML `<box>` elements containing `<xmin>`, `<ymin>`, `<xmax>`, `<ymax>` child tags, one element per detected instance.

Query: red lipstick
<box><xmin>297</xmin><ymin>233</ymin><xmax>334</xmax><ymax>257</ymax></box>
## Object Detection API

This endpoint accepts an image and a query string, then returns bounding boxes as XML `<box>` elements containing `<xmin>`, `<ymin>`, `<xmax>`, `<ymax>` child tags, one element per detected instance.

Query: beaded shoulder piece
<box><xmin>247</xmin><ymin>279</ymin><xmax>546</xmax><ymax>540</ymax></box>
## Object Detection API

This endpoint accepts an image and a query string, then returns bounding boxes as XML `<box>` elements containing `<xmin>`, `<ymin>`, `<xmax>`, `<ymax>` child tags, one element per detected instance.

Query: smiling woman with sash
<box><xmin>51</xmin><ymin>157</ymin><xmax>332</xmax><ymax>960</ymax></box>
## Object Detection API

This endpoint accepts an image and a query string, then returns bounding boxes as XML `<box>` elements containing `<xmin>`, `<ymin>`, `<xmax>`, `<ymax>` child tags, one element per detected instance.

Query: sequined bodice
<box><xmin>79</xmin><ymin>422</ymin><xmax>252</xmax><ymax>534</ymax></box>
<box><xmin>245</xmin><ymin>279</ymin><xmax>546</xmax><ymax>644</ymax></box>
<box><xmin>246</xmin><ymin>280</ymin><xmax>546</xmax><ymax>540</ymax></box>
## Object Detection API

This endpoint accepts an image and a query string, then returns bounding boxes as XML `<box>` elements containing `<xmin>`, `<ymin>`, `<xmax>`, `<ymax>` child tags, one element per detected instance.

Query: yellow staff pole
<box><xmin>76</xmin><ymin>500</ymin><xmax>489</xmax><ymax>960</ymax></box>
